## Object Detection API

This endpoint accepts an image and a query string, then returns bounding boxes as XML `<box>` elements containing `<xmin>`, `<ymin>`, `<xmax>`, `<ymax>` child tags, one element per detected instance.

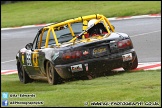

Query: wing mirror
<box><xmin>25</xmin><ymin>43</ymin><xmax>33</xmax><ymax>50</ymax></box>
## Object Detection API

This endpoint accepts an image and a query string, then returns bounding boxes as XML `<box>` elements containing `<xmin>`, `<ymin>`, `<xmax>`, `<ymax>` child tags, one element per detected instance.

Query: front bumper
<box><xmin>55</xmin><ymin>49</ymin><xmax>137</xmax><ymax>79</ymax></box>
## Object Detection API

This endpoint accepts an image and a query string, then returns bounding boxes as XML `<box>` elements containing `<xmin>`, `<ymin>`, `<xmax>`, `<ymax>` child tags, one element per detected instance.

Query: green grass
<box><xmin>1</xmin><ymin>70</ymin><xmax>161</xmax><ymax>107</ymax></box>
<box><xmin>1</xmin><ymin>1</ymin><xmax>161</xmax><ymax>28</ymax></box>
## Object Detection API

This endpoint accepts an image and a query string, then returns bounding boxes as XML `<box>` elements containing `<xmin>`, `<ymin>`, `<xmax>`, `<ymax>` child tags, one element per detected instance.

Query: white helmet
<box><xmin>87</xmin><ymin>19</ymin><xmax>107</xmax><ymax>35</ymax></box>
<box><xmin>88</xmin><ymin>19</ymin><xmax>98</xmax><ymax>28</ymax></box>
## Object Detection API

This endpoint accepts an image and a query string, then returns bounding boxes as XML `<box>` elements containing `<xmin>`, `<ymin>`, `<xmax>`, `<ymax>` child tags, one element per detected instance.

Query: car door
<box><xmin>25</xmin><ymin>30</ymin><xmax>43</xmax><ymax>76</ymax></box>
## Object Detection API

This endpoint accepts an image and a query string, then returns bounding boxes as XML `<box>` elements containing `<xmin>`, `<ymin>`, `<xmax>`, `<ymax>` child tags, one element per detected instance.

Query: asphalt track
<box><xmin>1</xmin><ymin>15</ymin><xmax>161</xmax><ymax>74</ymax></box>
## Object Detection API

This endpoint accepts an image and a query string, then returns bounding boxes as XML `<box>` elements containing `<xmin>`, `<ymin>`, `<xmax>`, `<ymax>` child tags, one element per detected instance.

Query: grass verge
<box><xmin>1</xmin><ymin>70</ymin><xmax>161</xmax><ymax>107</ymax></box>
<box><xmin>1</xmin><ymin>1</ymin><xmax>161</xmax><ymax>28</ymax></box>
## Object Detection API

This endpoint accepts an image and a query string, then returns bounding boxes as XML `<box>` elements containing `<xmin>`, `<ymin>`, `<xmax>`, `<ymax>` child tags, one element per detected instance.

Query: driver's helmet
<box><xmin>87</xmin><ymin>19</ymin><xmax>107</xmax><ymax>36</ymax></box>
<box><xmin>88</xmin><ymin>19</ymin><xmax>98</xmax><ymax>28</ymax></box>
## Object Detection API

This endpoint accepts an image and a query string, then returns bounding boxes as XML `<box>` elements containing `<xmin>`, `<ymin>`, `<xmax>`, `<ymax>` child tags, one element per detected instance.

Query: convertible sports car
<box><xmin>16</xmin><ymin>14</ymin><xmax>138</xmax><ymax>85</ymax></box>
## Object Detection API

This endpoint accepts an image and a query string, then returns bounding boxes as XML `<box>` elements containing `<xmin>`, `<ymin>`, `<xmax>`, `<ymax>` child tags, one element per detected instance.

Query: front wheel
<box><xmin>46</xmin><ymin>61</ymin><xmax>59</xmax><ymax>85</ymax></box>
<box><xmin>17</xmin><ymin>61</ymin><xmax>33</xmax><ymax>84</ymax></box>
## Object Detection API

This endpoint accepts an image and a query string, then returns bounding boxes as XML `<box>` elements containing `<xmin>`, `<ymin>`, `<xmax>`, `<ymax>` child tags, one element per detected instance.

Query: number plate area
<box><xmin>93</xmin><ymin>46</ymin><xmax>108</xmax><ymax>57</ymax></box>
<box><xmin>71</xmin><ymin>64</ymin><xmax>83</xmax><ymax>73</ymax></box>
<box><xmin>122</xmin><ymin>53</ymin><xmax>132</xmax><ymax>62</ymax></box>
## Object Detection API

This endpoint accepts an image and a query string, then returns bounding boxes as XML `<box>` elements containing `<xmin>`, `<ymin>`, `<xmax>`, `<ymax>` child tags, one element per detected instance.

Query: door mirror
<box><xmin>25</xmin><ymin>43</ymin><xmax>33</xmax><ymax>50</ymax></box>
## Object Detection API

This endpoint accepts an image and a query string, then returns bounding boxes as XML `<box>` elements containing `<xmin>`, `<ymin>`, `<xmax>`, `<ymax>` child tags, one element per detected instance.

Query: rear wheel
<box><xmin>123</xmin><ymin>56</ymin><xmax>138</xmax><ymax>71</ymax></box>
<box><xmin>46</xmin><ymin>61</ymin><xmax>59</xmax><ymax>85</ymax></box>
<box><xmin>17</xmin><ymin>61</ymin><xmax>33</xmax><ymax>84</ymax></box>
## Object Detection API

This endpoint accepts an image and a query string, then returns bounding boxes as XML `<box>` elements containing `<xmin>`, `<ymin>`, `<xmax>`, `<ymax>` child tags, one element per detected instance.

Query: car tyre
<box><xmin>46</xmin><ymin>61</ymin><xmax>59</xmax><ymax>85</ymax></box>
<box><xmin>123</xmin><ymin>56</ymin><xmax>138</xmax><ymax>71</ymax></box>
<box><xmin>17</xmin><ymin>61</ymin><xmax>33</xmax><ymax>84</ymax></box>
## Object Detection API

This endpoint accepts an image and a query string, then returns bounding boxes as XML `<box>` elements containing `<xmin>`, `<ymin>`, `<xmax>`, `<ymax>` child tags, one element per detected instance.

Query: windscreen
<box><xmin>41</xmin><ymin>23</ymin><xmax>82</xmax><ymax>46</ymax></box>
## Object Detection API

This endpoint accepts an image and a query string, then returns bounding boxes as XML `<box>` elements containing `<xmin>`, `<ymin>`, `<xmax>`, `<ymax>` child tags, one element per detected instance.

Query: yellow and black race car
<box><xmin>16</xmin><ymin>14</ymin><xmax>138</xmax><ymax>85</ymax></box>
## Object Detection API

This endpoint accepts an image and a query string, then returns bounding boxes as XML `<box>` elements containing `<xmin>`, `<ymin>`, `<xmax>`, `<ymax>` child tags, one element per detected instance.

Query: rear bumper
<box><xmin>55</xmin><ymin>49</ymin><xmax>137</xmax><ymax>79</ymax></box>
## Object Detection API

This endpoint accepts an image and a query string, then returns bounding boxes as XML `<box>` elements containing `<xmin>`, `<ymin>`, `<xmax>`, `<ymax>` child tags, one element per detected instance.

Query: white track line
<box><xmin>131</xmin><ymin>30</ymin><xmax>161</xmax><ymax>37</ymax></box>
<box><xmin>1</xmin><ymin>59</ymin><xmax>16</xmax><ymax>64</ymax></box>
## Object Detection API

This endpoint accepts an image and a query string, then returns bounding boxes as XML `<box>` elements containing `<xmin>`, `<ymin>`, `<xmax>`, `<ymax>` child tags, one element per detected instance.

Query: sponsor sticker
<box><xmin>93</xmin><ymin>46</ymin><xmax>107</xmax><ymax>57</ymax></box>
<box><xmin>83</xmin><ymin>50</ymin><xmax>89</xmax><ymax>55</ymax></box>
<box><xmin>122</xmin><ymin>53</ymin><xmax>132</xmax><ymax>62</ymax></box>
<box><xmin>32</xmin><ymin>52</ymin><xmax>39</xmax><ymax>67</ymax></box>
<box><xmin>71</xmin><ymin>64</ymin><xmax>83</xmax><ymax>72</ymax></box>
<box><xmin>93</xmin><ymin>47</ymin><xmax>106</xmax><ymax>55</ymax></box>
<box><xmin>22</xmin><ymin>54</ymin><xmax>24</xmax><ymax>64</ymax></box>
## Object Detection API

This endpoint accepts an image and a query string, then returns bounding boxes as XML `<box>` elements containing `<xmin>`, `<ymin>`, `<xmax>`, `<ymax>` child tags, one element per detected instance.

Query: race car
<box><xmin>16</xmin><ymin>14</ymin><xmax>138</xmax><ymax>85</ymax></box>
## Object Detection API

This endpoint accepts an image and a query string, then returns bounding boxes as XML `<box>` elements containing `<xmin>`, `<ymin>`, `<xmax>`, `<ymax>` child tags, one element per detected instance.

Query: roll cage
<box><xmin>37</xmin><ymin>14</ymin><xmax>115</xmax><ymax>49</ymax></box>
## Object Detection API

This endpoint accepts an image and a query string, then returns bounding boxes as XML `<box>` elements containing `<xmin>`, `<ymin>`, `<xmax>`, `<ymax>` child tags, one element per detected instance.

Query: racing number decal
<box><xmin>26</xmin><ymin>52</ymin><xmax>32</xmax><ymax>66</ymax></box>
<box><xmin>32</xmin><ymin>52</ymin><xmax>39</xmax><ymax>67</ymax></box>
<box><xmin>26</xmin><ymin>51</ymin><xmax>39</xmax><ymax>67</ymax></box>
